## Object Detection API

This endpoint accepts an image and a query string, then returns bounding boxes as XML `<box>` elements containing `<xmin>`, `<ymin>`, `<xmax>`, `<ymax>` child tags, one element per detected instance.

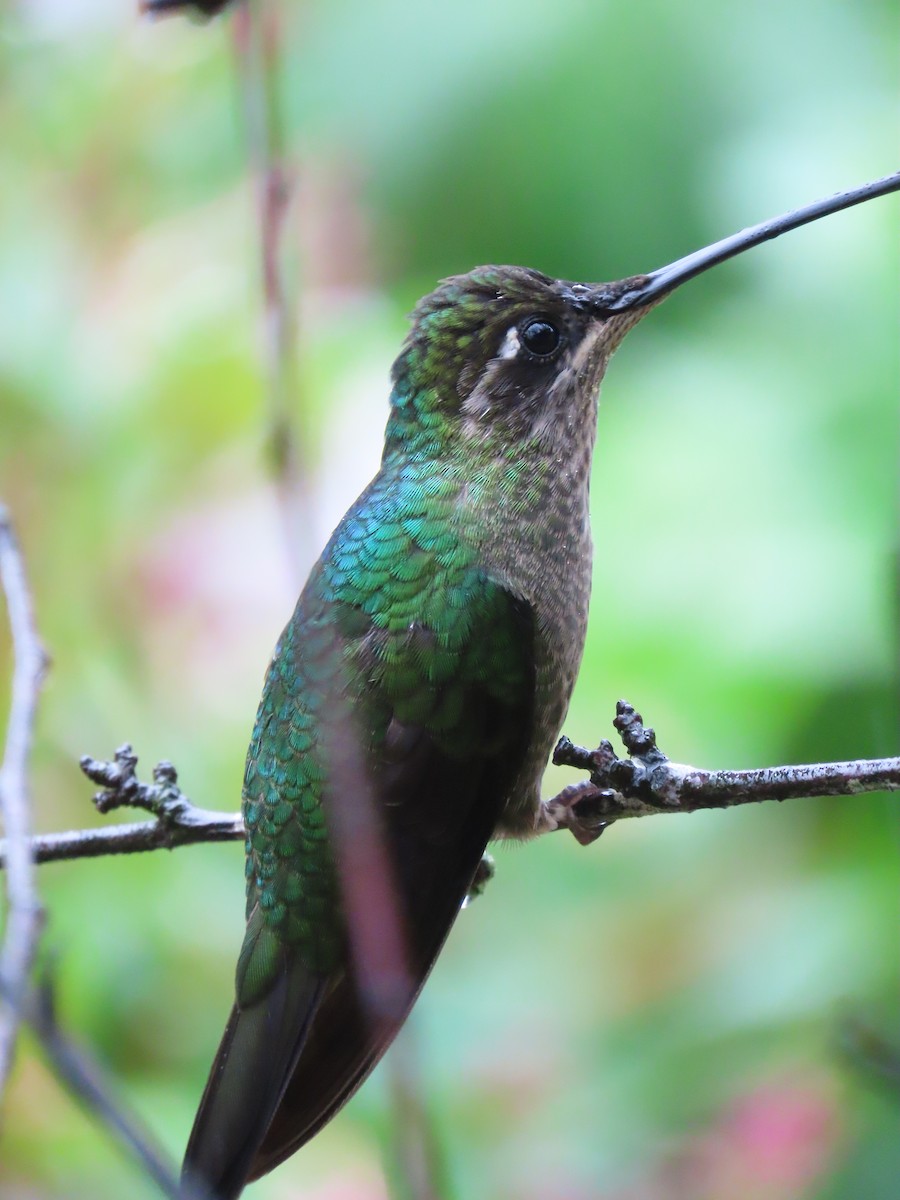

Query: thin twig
<box><xmin>0</xmin><ymin>812</ymin><xmax>244</xmax><ymax>868</ymax></box>
<box><xmin>232</xmin><ymin>14</ymin><xmax>447</xmax><ymax>1196</ymax></box>
<box><xmin>0</xmin><ymin>972</ymin><xmax>213</xmax><ymax>1200</ymax></box>
<box><xmin>234</xmin><ymin>0</ymin><xmax>313</xmax><ymax>585</ymax></box>
<box><xmin>387</xmin><ymin>1026</ymin><xmax>451</xmax><ymax>1200</ymax></box>
<box><xmin>546</xmin><ymin>700</ymin><xmax>899</xmax><ymax>844</ymax></box>
<box><xmin>0</xmin><ymin>504</ymin><xmax>49</xmax><ymax>1091</ymax></box>
<box><xmin>319</xmin><ymin>694</ymin><xmax>414</xmax><ymax>1032</ymax></box>
<box><xmin>0</xmin><ymin>745</ymin><xmax>243</xmax><ymax>868</ymax></box>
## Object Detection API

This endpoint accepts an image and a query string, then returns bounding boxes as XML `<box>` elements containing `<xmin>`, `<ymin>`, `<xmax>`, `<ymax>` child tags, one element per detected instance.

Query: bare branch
<box><xmin>545</xmin><ymin>700</ymin><xmax>900</xmax><ymax>845</ymax></box>
<box><xmin>0</xmin><ymin>971</ymin><xmax>212</xmax><ymax>1200</ymax></box>
<box><xmin>233</xmin><ymin>0</ymin><xmax>315</xmax><ymax>585</ymax></box>
<box><xmin>0</xmin><ymin>745</ymin><xmax>242</xmax><ymax>868</ymax></box>
<box><xmin>0</xmin><ymin>812</ymin><xmax>244</xmax><ymax>868</ymax></box>
<box><xmin>0</xmin><ymin>504</ymin><xmax>49</xmax><ymax>1091</ymax></box>
<box><xmin>1</xmin><ymin>702</ymin><xmax>895</xmax><ymax>871</ymax></box>
<box><xmin>387</xmin><ymin>1027</ymin><xmax>452</xmax><ymax>1200</ymax></box>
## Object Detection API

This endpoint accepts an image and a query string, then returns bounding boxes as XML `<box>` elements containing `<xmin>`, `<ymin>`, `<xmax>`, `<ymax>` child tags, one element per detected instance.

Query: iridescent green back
<box><xmin>241</xmin><ymin>452</ymin><xmax>534</xmax><ymax>998</ymax></box>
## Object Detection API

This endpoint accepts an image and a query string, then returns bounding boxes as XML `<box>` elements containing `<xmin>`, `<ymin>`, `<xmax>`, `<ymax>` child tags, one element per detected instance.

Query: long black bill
<box><xmin>590</xmin><ymin>169</ymin><xmax>900</xmax><ymax>314</ymax></box>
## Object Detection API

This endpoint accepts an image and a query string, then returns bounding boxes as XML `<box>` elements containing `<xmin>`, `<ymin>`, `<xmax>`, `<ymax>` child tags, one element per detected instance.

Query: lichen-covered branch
<box><xmin>0</xmin><ymin>504</ymin><xmax>49</xmax><ymax>1091</ymax></box>
<box><xmin>545</xmin><ymin>700</ymin><xmax>900</xmax><ymax>845</ymax></box>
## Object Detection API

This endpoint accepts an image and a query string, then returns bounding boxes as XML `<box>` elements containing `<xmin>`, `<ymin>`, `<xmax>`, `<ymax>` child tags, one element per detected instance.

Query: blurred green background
<box><xmin>1</xmin><ymin>1</ymin><xmax>897</xmax><ymax>1197</ymax></box>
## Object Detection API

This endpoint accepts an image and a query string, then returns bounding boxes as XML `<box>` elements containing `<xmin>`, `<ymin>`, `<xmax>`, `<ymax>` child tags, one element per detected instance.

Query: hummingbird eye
<box><xmin>519</xmin><ymin>318</ymin><xmax>562</xmax><ymax>359</ymax></box>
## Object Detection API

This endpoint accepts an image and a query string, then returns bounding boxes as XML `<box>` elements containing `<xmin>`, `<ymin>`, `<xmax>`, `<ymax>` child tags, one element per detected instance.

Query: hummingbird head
<box><xmin>384</xmin><ymin>169</ymin><xmax>900</xmax><ymax>458</ymax></box>
<box><xmin>387</xmin><ymin>265</ymin><xmax>649</xmax><ymax>455</ymax></box>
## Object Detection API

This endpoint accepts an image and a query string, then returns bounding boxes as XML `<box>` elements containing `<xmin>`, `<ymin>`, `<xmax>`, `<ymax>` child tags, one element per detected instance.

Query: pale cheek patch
<box><xmin>460</xmin><ymin>343</ymin><xmax>514</xmax><ymax>436</ymax></box>
<box><xmin>497</xmin><ymin>326</ymin><xmax>520</xmax><ymax>360</ymax></box>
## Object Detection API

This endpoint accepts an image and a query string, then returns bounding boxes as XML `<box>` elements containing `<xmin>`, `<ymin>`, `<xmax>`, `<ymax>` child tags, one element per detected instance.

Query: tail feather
<box><xmin>249</xmin><ymin>971</ymin><xmax>401</xmax><ymax>1180</ymax></box>
<box><xmin>182</xmin><ymin>962</ymin><xmax>324</xmax><ymax>1200</ymax></box>
<box><xmin>183</xmin><ymin>657</ymin><xmax>532</xmax><ymax>1194</ymax></box>
<box><xmin>248</xmin><ymin>840</ymin><xmax>491</xmax><ymax>1178</ymax></box>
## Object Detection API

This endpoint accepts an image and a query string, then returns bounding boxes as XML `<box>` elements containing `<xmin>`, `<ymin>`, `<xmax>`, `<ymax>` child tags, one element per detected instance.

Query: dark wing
<box><xmin>248</xmin><ymin>575</ymin><xmax>535</xmax><ymax>1178</ymax></box>
<box><xmin>185</xmin><ymin>497</ymin><xmax>535</xmax><ymax>1197</ymax></box>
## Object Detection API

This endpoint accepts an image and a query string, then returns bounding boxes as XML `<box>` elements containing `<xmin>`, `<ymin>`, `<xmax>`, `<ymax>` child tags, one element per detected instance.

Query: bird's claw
<box><xmin>541</xmin><ymin>781</ymin><xmax>612</xmax><ymax>845</ymax></box>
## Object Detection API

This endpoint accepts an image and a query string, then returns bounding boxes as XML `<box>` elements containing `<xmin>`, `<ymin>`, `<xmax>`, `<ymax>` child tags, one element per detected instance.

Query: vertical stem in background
<box><xmin>320</xmin><ymin>692</ymin><xmax>451</xmax><ymax>1200</ymax></box>
<box><xmin>3</xmin><ymin>973</ymin><xmax>198</xmax><ymax>1200</ymax></box>
<box><xmin>233</xmin><ymin>0</ymin><xmax>313</xmax><ymax>587</ymax></box>
<box><xmin>231</xmin><ymin>6</ymin><xmax>448</xmax><ymax>1194</ymax></box>
<box><xmin>387</xmin><ymin>1027</ymin><xmax>453</xmax><ymax>1200</ymax></box>
<box><xmin>0</xmin><ymin>505</ymin><xmax>48</xmax><ymax>1094</ymax></box>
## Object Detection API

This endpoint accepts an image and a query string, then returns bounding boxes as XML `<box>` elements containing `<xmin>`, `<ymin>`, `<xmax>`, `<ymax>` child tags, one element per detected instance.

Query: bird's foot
<box><xmin>538</xmin><ymin>780</ymin><xmax>612</xmax><ymax>845</ymax></box>
<box><xmin>539</xmin><ymin>701</ymin><xmax>675</xmax><ymax>844</ymax></box>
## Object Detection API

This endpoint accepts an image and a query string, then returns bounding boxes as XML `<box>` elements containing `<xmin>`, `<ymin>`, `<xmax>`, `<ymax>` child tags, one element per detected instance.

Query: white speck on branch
<box><xmin>0</xmin><ymin>503</ymin><xmax>49</xmax><ymax>1092</ymax></box>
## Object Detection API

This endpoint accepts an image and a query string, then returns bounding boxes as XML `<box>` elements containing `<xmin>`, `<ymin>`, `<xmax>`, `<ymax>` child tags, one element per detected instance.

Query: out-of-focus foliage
<box><xmin>1</xmin><ymin>1</ymin><xmax>897</xmax><ymax>1197</ymax></box>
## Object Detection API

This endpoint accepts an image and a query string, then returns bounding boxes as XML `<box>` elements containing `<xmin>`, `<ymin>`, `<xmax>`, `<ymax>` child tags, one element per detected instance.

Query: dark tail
<box><xmin>182</xmin><ymin>962</ymin><xmax>323</xmax><ymax>1200</ymax></box>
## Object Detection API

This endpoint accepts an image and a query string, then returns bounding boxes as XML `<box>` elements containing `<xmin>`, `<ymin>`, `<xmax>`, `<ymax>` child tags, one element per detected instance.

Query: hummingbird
<box><xmin>182</xmin><ymin>173</ymin><xmax>900</xmax><ymax>1198</ymax></box>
